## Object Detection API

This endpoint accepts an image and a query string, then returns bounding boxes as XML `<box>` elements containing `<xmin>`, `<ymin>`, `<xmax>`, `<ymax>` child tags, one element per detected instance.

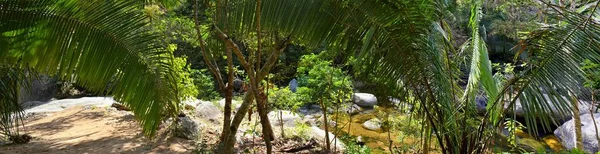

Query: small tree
<box><xmin>296</xmin><ymin>53</ymin><xmax>352</xmax><ymax>151</ymax></box>
<box><xmin>268</xmin><ymin>86</ymin><xmax>302</xmax><ymax>138</ymax></box>
<box><xmin>581</xmin><ymin>59</ymin><xmax>600</xmax><ymax>152</ymax></box>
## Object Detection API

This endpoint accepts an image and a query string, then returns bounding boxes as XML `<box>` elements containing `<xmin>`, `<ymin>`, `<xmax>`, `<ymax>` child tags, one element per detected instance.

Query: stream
<box><xmin>323</xmin><ymin>106</ymin><xmax>564</xmax><ymax>153</ymax></box>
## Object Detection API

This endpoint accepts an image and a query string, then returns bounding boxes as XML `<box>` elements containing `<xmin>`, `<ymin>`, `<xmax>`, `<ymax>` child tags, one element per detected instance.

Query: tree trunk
<box><xmin>571</xmin><ymin>95</ymin><xmax>583</xmax><ymax>150</ymax></box>
<box><xmin>592</xmin><ymin>91</ymin><xmax>600</xmax><ymax>152</ymax></box>
<box><xmin>255</xmin><ymin>89</ymin><xmax>274</xmax><ymax>153</ymax></box>
<box><xmin>219</xmin><ymin>46</ymin><xmax>235</xmax><ymax>141</ymax></box>
<box><xmin>217</xmin><ymin>93</ymin><xmax>254</xmax><ymax>154</ymax></box>
<box><xmin>319</xmin><ymin>99</ymin><xmax>331</xmax><ymax>151</ymax></box>
<box><xmin>280</xmin><ymin>110</ymin><xmax>284</xmax><ymax>138</ymax></box>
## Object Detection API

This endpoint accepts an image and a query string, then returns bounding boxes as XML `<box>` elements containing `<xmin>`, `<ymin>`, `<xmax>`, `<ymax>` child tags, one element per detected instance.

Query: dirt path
<box><xmin>0</xmin><ymin>107</ymin><xmax>195</xmax><ymax>154</ymax></box>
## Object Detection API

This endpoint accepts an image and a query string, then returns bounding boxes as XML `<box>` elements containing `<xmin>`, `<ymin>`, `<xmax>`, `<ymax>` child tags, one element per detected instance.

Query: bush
<box><xmin>190</xmin><ymin>69</ymin><xmax>220</xmax><ymax>100</ymax></box>
<box><xmin>345</xmin><ymin>141</ymin><xmax>372</xmax><ymax>154</ymax></box>
<box><xmin>172</xmin><ymin>53</ymin><xmax>199</xmax><ymax>100</ymax></box>
<box><xmin>268</xmin><ymin>86</ymin><xmax>302</xmax><ymax>111</ymax></box>
<box><xmin>295</xmin><ymin>53</ymin><xmax>353</xmax><ymax>105</ymax></box>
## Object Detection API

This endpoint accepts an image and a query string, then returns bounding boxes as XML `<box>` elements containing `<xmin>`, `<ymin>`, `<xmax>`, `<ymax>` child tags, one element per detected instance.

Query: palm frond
<box><xmin>0</xmin><ymin>0</ymin><xmax>180</xmax><ymax>137</ymax></box>
<box><xmin>504</xmin><ymin>1</ymin><xmax>600</xmax><ymax>135</ymax></box>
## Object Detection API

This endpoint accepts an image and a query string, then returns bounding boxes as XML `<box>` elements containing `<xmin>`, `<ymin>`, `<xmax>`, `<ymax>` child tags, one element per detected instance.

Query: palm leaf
<box><xmin>503</xmin><ymin>1</ymin><xmax>600</xmax><ymax>135</ymax></box>
<box><xmin>0</xmin><ymin>0</ymin><xmax>180</xmax><ymax>137</ymax></box>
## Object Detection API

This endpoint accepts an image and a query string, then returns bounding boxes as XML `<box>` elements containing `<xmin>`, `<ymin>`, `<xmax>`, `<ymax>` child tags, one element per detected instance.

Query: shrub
<box><xmin>190</xmin><ymin>69</ymin><xmax>220</xmax><ymax>100</ymax></box>
<box><xmin>295</xmin><ymin>53</ymin><xmax>353</xmax><ymax>106</ymax></box>
<box><xmin>268</xmin><ymin>86</ymin><xmax>302</xmax><ymax>111</ymax></box>
<box><xmin>171</xmin><ymin>48</ymin><xmax>199</xmax><ymax>100</ymax></box>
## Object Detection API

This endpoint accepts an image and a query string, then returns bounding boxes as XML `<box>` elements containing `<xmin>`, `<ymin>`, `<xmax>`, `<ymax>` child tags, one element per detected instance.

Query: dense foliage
<box><xmin>2</xmin><ymin>0</ymin><xmax>600</xmax><ymax>153</ymax></box>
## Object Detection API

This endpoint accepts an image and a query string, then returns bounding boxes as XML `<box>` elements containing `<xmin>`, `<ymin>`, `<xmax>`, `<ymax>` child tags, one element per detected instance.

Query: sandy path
<box><xmin>0</xmin><ymin>107</ymin><xmax>195</xmax><ymax>154</ymax></box>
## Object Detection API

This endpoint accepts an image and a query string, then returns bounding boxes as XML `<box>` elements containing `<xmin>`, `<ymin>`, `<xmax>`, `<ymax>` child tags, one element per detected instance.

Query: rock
<box><xmin>175</xmin><ymin>116</ymin><xmax>201</xmax><ymax>140</ymax></box>
<box><xmin>517</xmin><ymin>138</ymin><xmax>547</xmax><ymax>152</ymax></box>
<box><xmin>356</xmin><ymin>136</ymin><xmax>365</xmax><ymax>146</ymax></box>
<box><xmin>182</xmin><ymin>99</ymin><xmax>200</xmax><ymax>110</ymax></box>
<box><xmin>23</xmin><ymin>97</ymin><xmax>115</xmax><ymax>114</ymax></box>
<box><xmin>309</xmin><ymin>126</ymin><xmax>345</xmax><ymax>152</ymax></box>
<box><xmin>353</xmin><ymin>93</ymin><xmax>377</xmax><ymax>108</ymax></box>
<box><xmin>389</xmin><ymin>96</ymin><xmax>413</xmax><ymax>112</ymax></box>
<box><xmin>298</xmin><ymin>104</ymin><xmax>322</xmax><ymax>116</ymax></box>
<box><xmin>55</xmin><ymin>81</ymin><xmax>86</xmax><ymax>99</ymax></box>
<box><xmin>554</xmin><ymin>113</ymin><xmax>600</xmax><ymax>153</ymax></box>
<box><xmin>195</xmin><ymin>101</ymin><xmax>223</xmax><ymax>123</ymax></box>
<box><xmin>362</xmin><ymin>118</ymin><xmax>382</xmax><ymax>131</ymax></box>
<box><xmin>315</xmin><ymin>116</ymin><xmax>336</xmax><ymax>127</ymax></box>
<box><xmin>289</xmin><ymin>79</ymin><xmax>298</xmax><ymax>93</ymax></box>
<box><xmin>476</xmin><ymin>96</ymin><xmax>488</xmax><ymax>113</ymax></box>
<box><xmin>233</xmin><ymin>78</ymin><xmax>244</xmax><ymax>93</ymax></box>
<box><xmin>344</xmin><ymin>104</ymin><xmax>364</xmax><ymax>115</ymax></box>
<box><xmin>505</xmin><ymin>94</ymin><xmax>597</xmax><ymax>122</ymax></box>
<box><xmin>19</xmin><ymin>75</ymin><xmax>59</xmax><ymax>103</ymax></box>
<box><xmin>353</xmin><ymin>81</ymin><xmax>365</xmax><ymax>89</ymax></box>
<box><xmin>268</xmin><ymin>110</ymin><xmax>302</xmax><ymax>127</ymax></box>
<box><xmin>218</xmin><ymin>98</ymin><xmax>243</xmax><ymax>112</ymax></box>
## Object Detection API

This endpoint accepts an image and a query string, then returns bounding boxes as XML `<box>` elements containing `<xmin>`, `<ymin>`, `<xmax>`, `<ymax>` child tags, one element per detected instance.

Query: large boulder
<box><xmin>175</xmin><ymin>116</ymin><xmax>202</xmax><ymax>140</ymax></box>
<box><xmin>476</xmin><ymin>94</ymin><xmax>597</xmax><ymax>122</ymax></box>
<box><xmin>554</xmin><ymin>113</ymin><xmax>600</xmax><ymax>153</ymax></box>
<box><xmin>195</xmin><ymin>101</ymin><xmax>223</xmax><ymax>123</ymax></box>
<box><xmin>362</xmin><ymin>118</ymin><xmax>382</xmax><ymax>131</ymax></box>
<box><xmin>23</xmin><ymin>97</ymin><xmax>115</xmax><ymax>114</ymax></box>
<box><xmin>19</xmin><ymin>75</ymin><xmax>59</xmax><ymax>103</ymax></box>
<box><xmin>353</xmin><ymin>93</ymin><xmax>378</xmax><ymax>108</ymax></box>
<box><xmin>505</xmin><ymin>94</ymin><xmax>597</xmax><ymax>122</ymax></box>
<box><xmin>268</xmin><ymin>110</ymin><xmax>302</xmax><ymax>127</ymax></box>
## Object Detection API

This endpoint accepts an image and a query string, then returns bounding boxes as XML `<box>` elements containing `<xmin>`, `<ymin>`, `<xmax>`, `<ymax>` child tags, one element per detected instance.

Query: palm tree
<box><xmin>206</xmin><ymin>0</ymin><xmax>600</xmax><ymax>153</ymax></box>
<box><xmin>0</xmin><ymin>0</ymin><xmax>181</xmax><ymax>141</ymax></box>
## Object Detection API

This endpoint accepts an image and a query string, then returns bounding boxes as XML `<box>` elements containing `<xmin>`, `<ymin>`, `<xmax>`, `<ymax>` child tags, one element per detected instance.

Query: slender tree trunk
<box><xmin>220</xmin><ymin>46</ymin><xmax>235</xmax><ymax>141</ymax></box>
<box><xmin>423</xmin><ymin>120</ymin><xmax>430</xmax><ymax>153</ymax></box>
<box><xmin>591</xmin><ymin>91</ymin><xmax>600</xmax><ymax>152</ymax></box>
<box><xmin>319</xmin><ymin>98</ymin><xmax>331</xmax><ymax>151</ymax></box>
<box><xmin>387</xmin><ymin>111</ymin><xmax>393</xmax><ymax>153</ymax></box>
<box><xmin>255</xmin><ymin>89</ymin><xmax>273</xmax><ymax>153</ymax></box>
<box><xmin>571</xmin><ymin>95</ymin><xmax>583</xmax><ymax>150</ymax></box>
<box><xmin>279</xmin><ymin>110</ymin><xmax>284</xmax><ymax>138</ymax></box>
<box><xmin>218</xmin><ymin>93</ymin><xmax>254</xmax><ymax>154</ymax></box>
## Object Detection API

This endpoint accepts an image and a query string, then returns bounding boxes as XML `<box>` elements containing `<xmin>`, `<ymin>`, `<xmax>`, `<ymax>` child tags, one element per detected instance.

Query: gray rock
<box><xmin>389</xmin><ymin>96</ymin><xmax>413</xmax><ymax>112</ymax></box>
<box><xmin>344</xmin><ymin>104</ymin><xmax>364</xmax><ymax>115</ymax></box>
<box><xmin>476</xmin><ymin>96</ymin><xmax>488</xmax><ymax>113</ymax></box>
<box><xmin>23</xmin><ymin>97</ymin><xmax>115</xmax><ymax>114</ymax></box>
<box><xmin>555</xmin><ymin>113</ymin><xmax>600</xmax><ymax>153</ymax></box>
<box><xmin>218</xmin><ymin>98</ymin><xmax>243</xmax><ymax>112</ymax></box>
<box><xmin>182</xmin><ymin>99</ymin><xmax>200</xmax><ymax>110</ymax></box>
<box><xmin>175</xmin><ymin>116</ymin><xmax>202</xmax><ymax>140</ymax></box>
<box><xmin>268</xmin><ymin>110</ymin><xmax>301</xmax><ymax>127</ymax></box>
<box><xmin>298</xmin><ymin>104</ymin><xmax>323</xmax><ymax>115</ymax></box>
<box><xmin>353</xmin><ymin>93</ymin><xmax>378</xmax><ymax>108</ymax></box>
<box><xmin>309</xmin><ymin>126</ymin><xmax>345</xmax><ymax>152</ymax></box>
<box><xmin>196</xmin><ymin>101</ymin><xmax>223</xmax><ymax>123</ymax></box>
<box><xmin>362</xmin><ymin>118</ymin><xmax>382</xmax><ymax>131</ymax></box>
<box><xmin>289</xmin><ymin>79</ymin><xmax>298</xmax><ymax>93</ymax></box>
<box><xmin>353</xmin><ymin>81</ymin><xmax>365</xmax><ymax>89</ymax></box>
<box><xmin>19</xmin><ymin>75</ymin><xmax>59</xmax><ymax>103</ymax></box>
<box><xmin>505</xmin><ymin>94</ymin><xmax>597</xmax><ymax>122</ymax></box>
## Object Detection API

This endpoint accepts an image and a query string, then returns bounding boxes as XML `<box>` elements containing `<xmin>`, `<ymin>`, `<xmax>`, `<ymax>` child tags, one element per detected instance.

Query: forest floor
<box><xmin>0</xmin><ymin>104</ymin><xmax>331</xmax><ymax>154</ymax></box>
<box><xmin>0</xmin><ymin>106</ymin><xmax>196</xmax><ymax>154</ymax></box>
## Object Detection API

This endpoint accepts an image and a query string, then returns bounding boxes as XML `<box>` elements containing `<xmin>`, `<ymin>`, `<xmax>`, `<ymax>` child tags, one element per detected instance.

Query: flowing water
<box><xmin>325</xmin><ymin>106</ymin><xmax>564</xmax><ymax>153</ymax></box>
